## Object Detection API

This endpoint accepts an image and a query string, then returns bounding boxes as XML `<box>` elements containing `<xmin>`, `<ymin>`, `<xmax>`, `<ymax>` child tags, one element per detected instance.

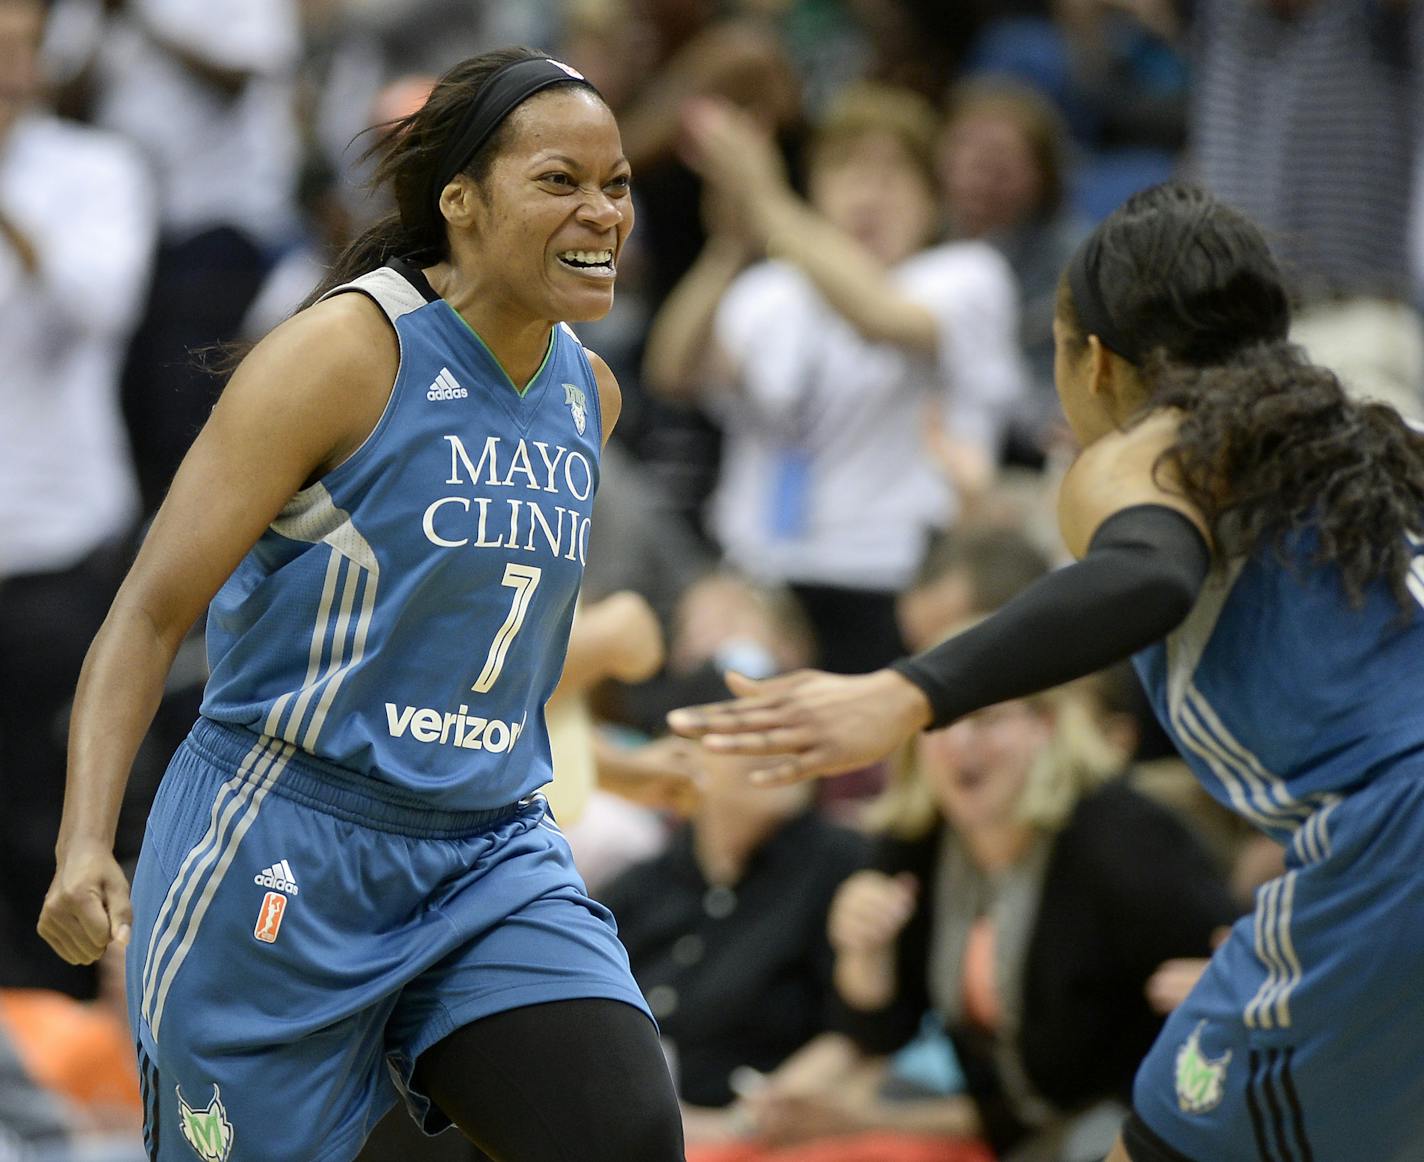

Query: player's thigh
<box><xmin>414</xmin><ymin>998</ymin><xmax>683</xmax><ymax>1162</ymax></box>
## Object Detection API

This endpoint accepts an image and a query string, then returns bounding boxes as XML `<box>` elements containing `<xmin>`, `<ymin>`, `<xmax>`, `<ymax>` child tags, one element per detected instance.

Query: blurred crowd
<box><xmin>3</xmin><ymin>0</ymin><xmax>1422</xmax><ymax>1159</ymax></box>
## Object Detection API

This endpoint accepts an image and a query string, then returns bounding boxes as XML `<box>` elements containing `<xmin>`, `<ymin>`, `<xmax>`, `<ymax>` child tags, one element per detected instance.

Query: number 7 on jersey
<box><xmin>472</xmin><ymin>563</ymin><xmax>542</xmax><ymax>692</ymax></box>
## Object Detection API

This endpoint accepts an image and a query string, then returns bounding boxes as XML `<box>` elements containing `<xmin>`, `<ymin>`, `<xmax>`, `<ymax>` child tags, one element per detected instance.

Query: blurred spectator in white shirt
<box><xmin>646</xmin><ymin>84</ymin><xmax>1025</xmax><ymax>675</ymax></box>
<box><xmin>0</xmin><ymin>0</ymin><xmax>155</xmax><ymax>1001</ymax></box>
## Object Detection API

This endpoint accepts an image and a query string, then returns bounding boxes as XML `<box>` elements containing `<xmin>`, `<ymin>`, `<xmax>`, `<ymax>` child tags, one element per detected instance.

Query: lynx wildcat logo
<box><xmin>1175</xmin><ymin>1021</ymin><xmax>1231</xmax><ymax>1113</ymax></box>
<box><xmin>563</xmin><ymin>383</ymin><xmax>588</xmax><ymax>435</ymax></box>
<box><xmin>386</xmin><ymin>703</ymin><xmax>527</xmax><ymax>752</ymax></box>
<box><xmin>177</xmin><ymin>1084</ymin><xmax>233</xmax><ymax>1161</ymax></box>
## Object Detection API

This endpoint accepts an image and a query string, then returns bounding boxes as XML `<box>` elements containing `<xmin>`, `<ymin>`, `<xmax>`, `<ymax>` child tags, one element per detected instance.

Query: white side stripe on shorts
<box><xmin>140</xmin><ymin>736</ymin><xmax>279</xmax><ymax>1021</ymax></box>
<box><xmin>141</xmin><ymin>737</ymin><xmax>294</xmax><ymax>1040</ymax></box>
<box><xmin>1245</xmin><ymin>871</ymin><xmax>1301</xmax><ymax>1030</ymax></box>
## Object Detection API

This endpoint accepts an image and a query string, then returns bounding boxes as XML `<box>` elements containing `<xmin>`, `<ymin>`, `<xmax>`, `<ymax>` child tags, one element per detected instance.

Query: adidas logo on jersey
<box><xmin>427</xmin><ymin>367</ymin><xmax>468</xmax><ymax>401</ymax></box>
<box><xmin>253</xmin><ymin>859</ymin><xmax>299</xmax><ymax>895</ymax></box>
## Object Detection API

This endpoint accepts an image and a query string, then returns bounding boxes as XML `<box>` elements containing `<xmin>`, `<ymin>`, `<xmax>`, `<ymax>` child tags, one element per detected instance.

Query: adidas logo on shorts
<box><xmin>254</xmin><ymin>859</ymin><xmax>299</xmax><ymax>895</ymax></box>
<box><xmin>427</xmin><ymin>367</ymin><xmax>468</xmax><ymax>400</ymax></box>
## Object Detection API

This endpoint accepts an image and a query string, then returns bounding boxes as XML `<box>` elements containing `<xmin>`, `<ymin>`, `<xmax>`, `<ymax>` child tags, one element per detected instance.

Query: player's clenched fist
<box><xmin>37</xmin><ymin>844</ymin><xmax>132</xmax><ymax>966</ymax></box>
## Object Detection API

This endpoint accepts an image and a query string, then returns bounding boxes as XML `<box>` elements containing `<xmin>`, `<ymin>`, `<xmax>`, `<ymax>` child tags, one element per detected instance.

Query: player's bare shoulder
<box><xmin>583</xmin><ymin>346</ymin><xmax>622</xmax><ymax>446</ymax></box>
<box><xmin>223</xmin><ymin>291</ymin><xmax>401</xmax><ymax>478</ymax></box>
<box><xmin>1059</xmin><ymin>408</ymin><xmax>1208</xmax><ymax>558</ymax></box>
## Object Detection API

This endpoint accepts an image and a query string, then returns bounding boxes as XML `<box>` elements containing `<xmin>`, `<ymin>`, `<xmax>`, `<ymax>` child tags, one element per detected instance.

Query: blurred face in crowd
<box><xmin>917</xmin><ymin>699</ymin><xmax>1052</xmax><ymax>834</ymax></box>
<box><xmin>809</xmin><ymin>131</ymin><xmax>938</xmax><ymax>265</ymax></box>
<box><xmin>939</xmin><ymin>108</ymin><xmax>1044</xmax><ymax>238</ymax></box>
<box><xmin>697</xmin><ymin>749</ymin><xmax>811</xmax><ymax>826</ymax></box>
<box><xmin>0</xmin><ymin>0</ymin><xmax>43</xmax><ymax>141</ymax></box>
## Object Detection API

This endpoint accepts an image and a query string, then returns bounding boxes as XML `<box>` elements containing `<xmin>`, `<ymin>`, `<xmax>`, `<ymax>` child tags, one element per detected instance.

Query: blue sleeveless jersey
<box><xmin>1134</xmin><ymin>528</ymin><xmax>1424</xmax><ymax>849</ymax></box>
<box><xmin>201</xmin><ymin>261</ymin><xmax>603</xmax><ymax>810</ymax></box>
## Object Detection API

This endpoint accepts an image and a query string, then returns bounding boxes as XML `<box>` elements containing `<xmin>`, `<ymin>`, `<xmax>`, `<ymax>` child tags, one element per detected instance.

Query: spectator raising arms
<box><xmin>0</xmin><ymin>0</ymin><xmax>155</xmax><ymax>1004</ymax></box>
<box><xmin>645</xmin><ymin>83</ymin><xmax>1024</xmax><ymax>676</ymax></box>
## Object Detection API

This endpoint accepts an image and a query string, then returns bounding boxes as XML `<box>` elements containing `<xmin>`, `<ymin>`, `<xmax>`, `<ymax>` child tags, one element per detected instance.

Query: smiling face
<box><xmin>447</xmin><ymin>87</ymin><xmax>634</xmax><ymax>324</ymax></box>
<box><xmin>917</xmin><ymin>700</ymin><xmax>1051</xmax><ymax>834</ymax></box>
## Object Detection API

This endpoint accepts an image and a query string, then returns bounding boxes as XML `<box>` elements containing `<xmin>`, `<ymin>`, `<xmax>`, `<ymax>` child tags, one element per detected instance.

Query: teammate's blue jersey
<box><xmin>201</xmin><ymin>261</ymin><xmax>603</xmax><ymax>811</ymax></box>
<box><xmin>1134</xmin><ymin>527</ymin><xmax>1424</xmax><ymax>848</ymax></box>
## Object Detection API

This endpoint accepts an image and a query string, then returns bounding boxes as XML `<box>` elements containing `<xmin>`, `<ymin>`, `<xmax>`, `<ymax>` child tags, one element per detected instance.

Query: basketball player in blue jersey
<box><xmin>671</xmin><ymin>182</ymin><xmax>1424</xmax><ymax>1162</ymax></box>
<box><xmin>37</xmin><ymin>48</ymin><xmax>685</xmax><ymax>1161</ymax></box>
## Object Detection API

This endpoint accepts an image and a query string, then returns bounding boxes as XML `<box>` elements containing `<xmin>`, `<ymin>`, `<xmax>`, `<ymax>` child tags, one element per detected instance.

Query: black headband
<box><xmin>1066</xmin><ymin>231</ymin><xmax>1141</xmax><ymax>365</ymax></box>
<box><xmin>430</xmin><ymin>56</ymin><xmax>598</xmax><ymax>219</ymax></box>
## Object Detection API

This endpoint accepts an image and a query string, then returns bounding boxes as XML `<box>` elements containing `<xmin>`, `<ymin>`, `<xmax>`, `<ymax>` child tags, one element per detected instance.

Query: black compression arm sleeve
<box><xmin>889</xmin><ymin>504</ymin><xmax>1210</xmax><ymax>731</ymax></box>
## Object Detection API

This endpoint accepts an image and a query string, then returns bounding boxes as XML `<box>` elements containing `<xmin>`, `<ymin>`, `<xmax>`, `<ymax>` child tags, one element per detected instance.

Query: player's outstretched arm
<box><xmin>669</xmin><ymin>418</ymin><xmax>1216</xmax><ymax>784</ymax></box>
<box><xmin>668</xmin><ymin>503</ymin><xmax>1205</xmax><ymax>783</ymax></box>
<box><xmin>667</xmin><ymin>669</ymin><xmax>932</xmax><ymax>785</ymax></box>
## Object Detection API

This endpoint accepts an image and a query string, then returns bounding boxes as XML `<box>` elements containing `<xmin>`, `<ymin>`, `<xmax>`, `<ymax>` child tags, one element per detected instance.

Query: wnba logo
<box><xmin>254</xmin><ymin>892</ymin><xmax>287</xmax><ymax>944</ymax></box>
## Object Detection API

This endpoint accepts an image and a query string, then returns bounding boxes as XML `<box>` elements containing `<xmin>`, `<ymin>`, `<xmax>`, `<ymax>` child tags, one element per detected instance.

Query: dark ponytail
<box><xmin>1063</xmin><ymin>182</ymin><xmax>1424</xmax><ymax>608</ymax></box>
<box><xmin>299</xmin><ymin>46</ymin><xmax>593</xmax><ymax>311</ymax></box>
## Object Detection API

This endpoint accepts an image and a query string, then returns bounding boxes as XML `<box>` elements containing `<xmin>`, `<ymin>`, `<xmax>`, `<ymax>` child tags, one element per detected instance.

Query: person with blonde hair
<box><xmin>721</xmin><ymin>678</ymin><xmax>1232</xmax><ymax>1162</ymax></box>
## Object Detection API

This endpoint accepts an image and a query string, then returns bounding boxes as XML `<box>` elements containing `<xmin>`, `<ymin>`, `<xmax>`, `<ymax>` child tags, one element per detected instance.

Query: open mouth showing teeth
<box><xmin>557</xmin><ymin>249</ymin><xmax>615</xmax><ymax>272</ymax></box>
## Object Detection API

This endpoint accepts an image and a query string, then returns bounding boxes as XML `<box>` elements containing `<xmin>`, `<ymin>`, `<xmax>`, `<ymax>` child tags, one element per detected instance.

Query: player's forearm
<box><xmin>892</xmin><ymin>505</ymin><xmax>1209</xmax><ymax>730</ymax></box>
<box><xmin>58</xmin><ymin>604</ymin><xmax>186</xmax><ymax>856</ymax></box>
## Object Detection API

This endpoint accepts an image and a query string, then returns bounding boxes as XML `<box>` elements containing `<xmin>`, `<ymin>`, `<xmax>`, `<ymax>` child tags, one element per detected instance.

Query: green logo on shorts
<box><xmin>177</xmin><ymin>1084</ymin><xmax>234</xmax><ymax>1161</ymax></box>
<box><xmin>1175</xmin><ymin>1021</ymin><xmax>1231</xmax><ymax>1114</ymax></box>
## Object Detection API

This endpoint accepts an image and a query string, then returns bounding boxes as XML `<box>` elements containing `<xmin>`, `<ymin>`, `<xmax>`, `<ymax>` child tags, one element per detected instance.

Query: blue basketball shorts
<box><xmin>125</xmin><ymin>717</ymin><xmax>652</xmax><ymax>1162</ymax></box>
<box><xmin>1130</xmin><ymin>768</ymin><xmax>1424</xmax><ymax>1162</ymax></box>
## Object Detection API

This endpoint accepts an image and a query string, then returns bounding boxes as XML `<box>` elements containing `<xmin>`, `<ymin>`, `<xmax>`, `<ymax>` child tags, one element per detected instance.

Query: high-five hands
<box><xmin>667</xmin><ymin>667</ymin><xmax>932</xmax><ymax>784</ymax></box>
